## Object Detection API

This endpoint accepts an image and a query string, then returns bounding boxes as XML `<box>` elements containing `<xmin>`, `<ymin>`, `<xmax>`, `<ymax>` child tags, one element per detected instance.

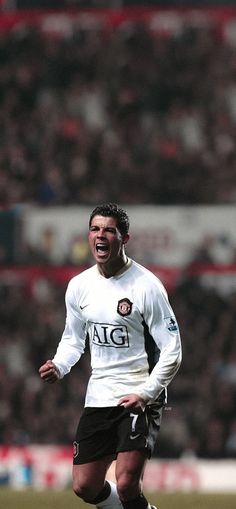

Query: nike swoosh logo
<box><xmin>130</xmin><ymin>434</ymin><xmax>141</xmax><ymax>440</ymax></box>
<box><xmin>80</xmin><ymin>304</ymin><xmax>89</xmax><ymax>310</ymax></box>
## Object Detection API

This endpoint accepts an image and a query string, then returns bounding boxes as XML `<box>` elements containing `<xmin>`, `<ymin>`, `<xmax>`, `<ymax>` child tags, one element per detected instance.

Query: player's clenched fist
<box><xmin>39</xmin><ymin>359</ymin><xmax>60</xmax><ymax>383</ymax></box>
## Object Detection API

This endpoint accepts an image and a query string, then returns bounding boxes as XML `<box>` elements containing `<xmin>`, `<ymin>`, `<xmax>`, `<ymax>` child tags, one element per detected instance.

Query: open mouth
<box><xmin>96</xmin><ymin>243</ymin><xmax>109</xmax><ymax>255</ymax></box>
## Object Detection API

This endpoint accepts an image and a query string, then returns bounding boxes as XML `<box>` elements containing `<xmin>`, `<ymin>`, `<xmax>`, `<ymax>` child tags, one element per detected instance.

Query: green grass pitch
<box><xmin>1</xmin><ymin>489</ymin><xmax>236</xmax><ymax>509</ymax></box>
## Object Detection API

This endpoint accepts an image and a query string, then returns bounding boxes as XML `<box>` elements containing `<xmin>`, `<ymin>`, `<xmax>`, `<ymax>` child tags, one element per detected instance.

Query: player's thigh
<box><xmin>73</xmin><ymin>454</ymin><xmax>114</xmax><ymax>496</ymax></box>
<box><xmin>116</xmin><ymin>449</ymin><xmax>147</xmax><ymax>491</ymax></box>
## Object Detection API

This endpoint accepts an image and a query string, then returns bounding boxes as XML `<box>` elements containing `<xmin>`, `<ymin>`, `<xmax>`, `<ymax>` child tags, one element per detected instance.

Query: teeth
<box><xmin>96</xmin><ymin>244</ymin><xmax>108</xmax><ymax>252</ymax></box>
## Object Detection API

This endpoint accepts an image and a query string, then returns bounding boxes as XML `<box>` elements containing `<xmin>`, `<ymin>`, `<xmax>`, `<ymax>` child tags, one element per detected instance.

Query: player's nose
<box><xmin>97</xmin><ymin>228</ymin><xmax>107</xmax><ymax>238</ymax></box>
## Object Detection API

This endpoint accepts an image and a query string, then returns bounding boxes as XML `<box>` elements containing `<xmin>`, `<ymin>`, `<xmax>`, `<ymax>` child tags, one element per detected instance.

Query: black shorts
<box><xmin>73</xmin><ymin>399</ymin><xmax>164</xmax><ymax>465</ymax></box>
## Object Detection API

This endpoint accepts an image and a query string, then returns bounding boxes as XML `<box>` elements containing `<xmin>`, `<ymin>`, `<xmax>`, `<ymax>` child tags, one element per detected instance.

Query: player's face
<box><xmin>89</xmin><ymin>215</ymin><xmax>128</xmax><ymax>265</ymax></box>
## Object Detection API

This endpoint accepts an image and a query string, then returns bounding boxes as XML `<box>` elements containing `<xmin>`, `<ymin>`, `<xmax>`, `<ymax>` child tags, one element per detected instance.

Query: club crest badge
<box><xmin>117</xmin><ymin>298</ymin><xmax>133</xmax><ymax>317</ymax></box>
<box><xmin>73</xmin><ymin>441</ymin><xmax>79</xmax><ymax>458</ymax></box>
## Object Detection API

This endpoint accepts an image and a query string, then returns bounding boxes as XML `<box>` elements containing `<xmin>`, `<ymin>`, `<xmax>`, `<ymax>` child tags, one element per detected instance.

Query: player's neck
<box><xmin>97</xmin><ymin>254</ymin><xmax>128</xmax><ymax>278</ymax></box>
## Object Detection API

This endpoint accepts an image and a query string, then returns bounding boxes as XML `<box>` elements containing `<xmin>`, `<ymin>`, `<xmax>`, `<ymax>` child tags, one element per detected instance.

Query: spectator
<box><xmin>0</xmin><ymin>22</ymin><xmax>236</xmax><ymax>206</ymax></box>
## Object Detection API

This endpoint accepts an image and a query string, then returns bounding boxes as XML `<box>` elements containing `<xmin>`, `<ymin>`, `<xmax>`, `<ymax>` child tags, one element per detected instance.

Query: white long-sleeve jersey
<box><xmin>52</xmin><ymin>258</ymin><xmax>182</xmax><ymax>407</ymax></box>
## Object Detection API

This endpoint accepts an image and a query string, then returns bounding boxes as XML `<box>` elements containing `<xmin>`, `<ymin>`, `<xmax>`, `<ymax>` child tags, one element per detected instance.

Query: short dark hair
<box><xmin>89</xmin><ymin>203</ymin><xmax>130</xmax><ymax>236</ymax></box>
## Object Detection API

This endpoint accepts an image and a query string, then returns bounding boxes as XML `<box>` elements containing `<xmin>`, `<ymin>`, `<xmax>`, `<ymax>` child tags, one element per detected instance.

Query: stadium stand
<box><xmin>0</xmin><ymin>6</ymin><xmax>236</xmax><ymax>459</ymax></box>
<box><xmin>1</xmin><ymin>7</ymin><xmax>236</xmax><ymax>206</ymax></box>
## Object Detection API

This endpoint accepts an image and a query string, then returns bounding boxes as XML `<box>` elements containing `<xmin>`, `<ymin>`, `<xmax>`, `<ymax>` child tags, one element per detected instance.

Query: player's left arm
<box><xmin>136</xmin><ymin>281</ymin><xmax>182</xmax><ymax>404</ymax></box>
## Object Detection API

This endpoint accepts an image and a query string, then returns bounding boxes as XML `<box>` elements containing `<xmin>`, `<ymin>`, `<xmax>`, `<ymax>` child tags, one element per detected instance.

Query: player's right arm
<box><xmin>39</xmin><ymin>278</ymin><xmax>87</xmax><ymax>381</ymax></box>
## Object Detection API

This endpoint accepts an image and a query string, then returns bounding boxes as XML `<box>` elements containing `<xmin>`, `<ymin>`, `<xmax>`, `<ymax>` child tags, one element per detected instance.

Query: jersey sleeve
<box><xmin>137</xmin><ymin>280</ymin><xmax>182</xmax><ymax>403</ymax></box>
<box><xmin>52</xmin><ymin>280</ymin><xmax>86</xmax><ymax>378</ymax></box>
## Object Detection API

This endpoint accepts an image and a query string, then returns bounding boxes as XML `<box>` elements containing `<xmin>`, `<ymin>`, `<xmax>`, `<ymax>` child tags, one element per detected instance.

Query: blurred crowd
<box><xmin>1</xmin><ymin>8</ymin><xmax>236</xmax><ymax>460</ymax></box>
<box><xmin>0</xmin><ymin>272</ymin><xmax>236</xmax><ymax>459</ymax></box>
<box><xmin>1</xmin><ymin>19</ymin><xmax>236</xmax><ymax>206</ymax></box>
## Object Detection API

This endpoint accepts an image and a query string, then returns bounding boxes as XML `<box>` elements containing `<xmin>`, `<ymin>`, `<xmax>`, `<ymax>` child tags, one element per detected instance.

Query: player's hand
<box><xmin>38</xmin><ymin>360</ymin><xmax>60</xmax><ymax>383</ymax></box>
<box><xmin>118</xmin><ymin>394</ymin><xmax>146</xmax><ymax>410</ymax></box>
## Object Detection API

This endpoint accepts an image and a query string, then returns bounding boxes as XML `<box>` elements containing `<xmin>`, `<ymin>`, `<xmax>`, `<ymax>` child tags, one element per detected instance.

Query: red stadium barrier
<box><xmin>1</xmin><ymin>5</ymin><xmax>236</xmax><ymax>41</ymax></box>
<box><xmin>1</xmin><ymin>264</ymin><xmax>236</xmax><ymax>294</ymax></box>
<box><xmin>1</xmin><ymin>445</ymin><xmax>236</xmax><ymax>491</ymax></box>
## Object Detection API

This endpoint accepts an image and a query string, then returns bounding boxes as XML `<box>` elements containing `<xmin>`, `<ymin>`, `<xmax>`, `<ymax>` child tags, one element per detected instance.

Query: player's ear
<box><xmin>122</xmin><ymin>234</ymin><xmax>130</xmax><ymax>245</ymax></box>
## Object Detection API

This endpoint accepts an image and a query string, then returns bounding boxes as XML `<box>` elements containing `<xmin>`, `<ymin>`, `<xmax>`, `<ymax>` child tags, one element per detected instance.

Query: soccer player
<box><xmin>39</xmin><ymin>203</ymin><xmax>182</xmax><ymax>509</ymax></box>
